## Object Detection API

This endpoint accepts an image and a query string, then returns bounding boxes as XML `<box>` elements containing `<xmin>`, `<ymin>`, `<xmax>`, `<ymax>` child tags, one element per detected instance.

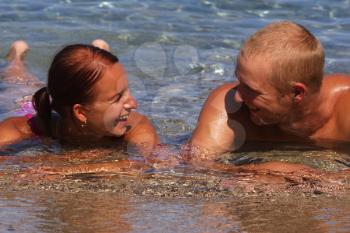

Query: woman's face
<box><xmin>83</xmin><ymin>63</ymin><xmax>137</xmax><ymax>137</ymax></box>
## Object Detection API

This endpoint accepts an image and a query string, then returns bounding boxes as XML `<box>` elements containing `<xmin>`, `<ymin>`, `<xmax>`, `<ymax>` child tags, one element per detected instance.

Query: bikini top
<box><xmin>26</xmin><ymin>113</ymin><xmax>40</xmax><ymax>136</ymax></box>
<box><xmin>17</xmin><ymin>98</ymin><xmax>61</xmax><ymax>138</ymax></box>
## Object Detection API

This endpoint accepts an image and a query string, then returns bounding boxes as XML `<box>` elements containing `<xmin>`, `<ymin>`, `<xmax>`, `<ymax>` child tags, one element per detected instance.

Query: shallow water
<box><xmin>1</xmin><ymin>0</ymin><xmax>350</xmax><ymax>232</ymax></box>
<box><xmin>1</xmin><ymin>190</ymin><xmax>350</xmax><ymax>233</ymax></box>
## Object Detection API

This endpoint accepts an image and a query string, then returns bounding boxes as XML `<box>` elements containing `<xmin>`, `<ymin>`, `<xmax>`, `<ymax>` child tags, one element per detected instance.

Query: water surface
<box><xmin>1</xmin><ymin>0</ymin><xmax>350</xmax><ymax>232</ymax></box>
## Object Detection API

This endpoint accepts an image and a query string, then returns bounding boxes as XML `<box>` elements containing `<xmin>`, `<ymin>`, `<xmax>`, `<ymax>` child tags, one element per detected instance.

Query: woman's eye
<box><xmin>113</xmin><ymin>94</ymin><xmax>122</xmax><ymax>102</ymax></box>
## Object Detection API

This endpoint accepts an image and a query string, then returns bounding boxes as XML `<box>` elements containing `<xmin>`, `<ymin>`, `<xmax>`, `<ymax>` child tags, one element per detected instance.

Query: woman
<box><xmin>0</xmin><ymin>39</ymin><xmax>159</xmax><ymax>156</ymax></box>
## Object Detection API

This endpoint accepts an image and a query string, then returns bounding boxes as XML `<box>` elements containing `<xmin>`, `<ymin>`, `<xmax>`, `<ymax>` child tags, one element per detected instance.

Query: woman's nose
<box><xmin>123</xmin><ymin>94</ymin><xmax>138</xmax><ymax>110</ymax></box>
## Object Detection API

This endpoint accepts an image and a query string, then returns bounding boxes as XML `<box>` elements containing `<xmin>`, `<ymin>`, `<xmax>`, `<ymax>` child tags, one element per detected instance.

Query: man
<box><xmin>190</xmin><ymin>21</ymin><xmax>350</xmax><ymax>160</ymax></box>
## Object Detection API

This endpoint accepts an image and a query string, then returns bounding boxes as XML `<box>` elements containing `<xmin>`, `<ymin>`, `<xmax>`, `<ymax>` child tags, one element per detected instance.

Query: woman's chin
<box><xmin>109</xmin><ymin>126</ymin><xmax>129</xmax><ymax>137</ymax></box>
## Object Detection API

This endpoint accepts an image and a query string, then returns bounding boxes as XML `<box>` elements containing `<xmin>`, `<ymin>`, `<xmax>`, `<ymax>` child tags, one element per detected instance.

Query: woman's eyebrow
<box><xmin>109</xmin><ymin>88</ymin><xmax>126</xmax><ymax>100</ymax></box>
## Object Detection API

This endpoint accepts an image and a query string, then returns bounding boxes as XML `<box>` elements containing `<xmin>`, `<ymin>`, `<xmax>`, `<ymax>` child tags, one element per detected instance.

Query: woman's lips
<box><xmin>114</xmin><ymin>114</ymin><xmax>129</xmax><ymax>127</ymax></box>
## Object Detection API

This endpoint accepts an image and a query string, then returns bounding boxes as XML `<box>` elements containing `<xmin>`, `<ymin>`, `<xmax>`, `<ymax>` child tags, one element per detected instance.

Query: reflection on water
<box><xmin>1</xmin><ymin>191</ymin><xmax>350</xmax><ymax>233</ymax></box>
<box><xmin>1</xmin><ymin>0</ymin><xmax>350</xmax><ymax>232</ymax></box>
<box><xmin>223</xmin><ymin>141</ymin><xmax>350</xmax><ymax>172</ymax></box>
<box><xmin>0</xmin><ymin>144</ymin><xmax>350</xmax><ymax>232</ymax></box>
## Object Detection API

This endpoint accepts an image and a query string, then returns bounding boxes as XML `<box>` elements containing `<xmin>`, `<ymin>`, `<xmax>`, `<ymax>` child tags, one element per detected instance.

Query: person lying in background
<box><xmin>0</xmin><ymin>39</ymin><xmax>159</xmax><ymax>158</ymax></box>
<box><xmin>189</xmin><ymin>21</ymin><xmax>350</xmax><ymax>171</ymax></box>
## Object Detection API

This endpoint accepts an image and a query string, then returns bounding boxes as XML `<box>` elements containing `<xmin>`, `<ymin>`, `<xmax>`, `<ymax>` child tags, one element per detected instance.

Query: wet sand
<box><xmin>1</xmin><ymin>147</ymin><xmax>350</xmax><ymax>199</ymax></box>
<box><xmin>1</xmin><ymin>142</ymin><xmax>350</xmax><ymax>232</ymax></box>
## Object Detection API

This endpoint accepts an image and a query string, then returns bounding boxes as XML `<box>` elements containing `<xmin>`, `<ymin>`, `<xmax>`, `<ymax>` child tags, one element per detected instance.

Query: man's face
<box><xmin>234</xmin><ymin>56</ymin><xmax>292</xmax><ymax>125</ymax></box>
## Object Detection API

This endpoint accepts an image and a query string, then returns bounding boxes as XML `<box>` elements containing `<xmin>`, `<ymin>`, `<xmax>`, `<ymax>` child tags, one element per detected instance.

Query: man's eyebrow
<box><xmin>247</xmin><ymin>83</ymin><xmax>261</xmax><ymax>93</ymax></box>
<box><xmin>241</xmin><ymin>82</ymin><xmax>262</xmax><ymax>94</ymax></box>
<box><xmin>235</xmin><ymin>69</ymin><xmax>262</xmax><ymax>94</ymax></box>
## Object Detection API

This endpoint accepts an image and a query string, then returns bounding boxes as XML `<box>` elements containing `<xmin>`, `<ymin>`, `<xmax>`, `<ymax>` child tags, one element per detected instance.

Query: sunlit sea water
<box><xmin>1</xmin><ymin>0</ymin><xmax>350</xmax><ymax>232</ymax></box>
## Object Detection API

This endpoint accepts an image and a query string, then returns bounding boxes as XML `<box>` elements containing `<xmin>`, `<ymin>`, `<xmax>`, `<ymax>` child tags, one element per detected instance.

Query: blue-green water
<box><xmin>1</xmin><ymin>0</ymin><xmax>350</xmax><ymax>232</ymax></box>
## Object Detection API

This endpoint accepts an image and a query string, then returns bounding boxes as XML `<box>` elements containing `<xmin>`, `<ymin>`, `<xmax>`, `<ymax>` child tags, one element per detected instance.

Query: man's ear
<box><xmin>72</xmin><ymin>104</ymin><xmax>87</xmax><ymax>122</ymax></box>
<box><xmin>291</xmin><ymin>82</ymin><xmax>306</xmax><ymax>102</ymax></box>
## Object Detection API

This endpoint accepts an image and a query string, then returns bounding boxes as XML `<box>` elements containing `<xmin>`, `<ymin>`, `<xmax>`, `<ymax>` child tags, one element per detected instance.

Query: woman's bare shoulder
<box><xmin>0</xmin><ymin>116</ymin><xmax>34</xmax><ymax>146</ymax></box>
<box><xmin>123</xmin><ymin>111</ymin><xmax>159</xmax><ymax>151</ymax></box>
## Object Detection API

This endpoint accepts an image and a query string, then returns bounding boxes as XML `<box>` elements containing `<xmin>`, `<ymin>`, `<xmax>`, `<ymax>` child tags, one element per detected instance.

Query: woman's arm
<box><xmin>123</xmin><ymin>111</ymin><xmax>160</xmax><ymax>156</ymax></box>
<box><xmin>124</xmin><ymin>112</ymin><xmax>183</xmax><ymax>169</ymax></box>
<box><xmin>0</xmin><ymin>116</ymin><xmax>34</xmax><ymax>147</ymax></box>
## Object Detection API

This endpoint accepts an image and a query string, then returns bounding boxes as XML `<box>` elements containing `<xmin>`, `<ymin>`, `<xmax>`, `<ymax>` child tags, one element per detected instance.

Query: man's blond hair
<box><xmin>238</xmin><ymin>21</ymin><xmax>324</xmax><ymax>93</ymax></box>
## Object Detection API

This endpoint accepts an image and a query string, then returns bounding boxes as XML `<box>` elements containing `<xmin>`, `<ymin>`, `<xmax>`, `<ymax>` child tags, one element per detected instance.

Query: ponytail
<box><xmin>32</xmin><ymin>87</ymin><xmax>52</xmax><ymax>135</ymax></box>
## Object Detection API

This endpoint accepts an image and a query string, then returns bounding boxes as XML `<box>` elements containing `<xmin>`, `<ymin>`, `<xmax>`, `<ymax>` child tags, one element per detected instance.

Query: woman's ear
<box><xmin>72</xmin><ymin>104</ymin><xmax>87</xmax><ymax>123</ymax></box>
<box><xmin>291</xmin><ymin>82</ymin><xmax>306</xmax><ymax>103</ymax></box>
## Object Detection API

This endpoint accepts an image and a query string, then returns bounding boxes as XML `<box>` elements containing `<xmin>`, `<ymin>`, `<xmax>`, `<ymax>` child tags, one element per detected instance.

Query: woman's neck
<box><xmin>58</xmin><ymin>117</ymin><xmax>103</xmax><ymax>144</ymax></box>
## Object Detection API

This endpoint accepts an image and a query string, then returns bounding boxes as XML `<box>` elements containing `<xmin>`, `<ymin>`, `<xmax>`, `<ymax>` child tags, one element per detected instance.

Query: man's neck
<box><xmin>278</xmin><ymin>90</ymin><xmax>331</xmax><ymax>138</ymax></box>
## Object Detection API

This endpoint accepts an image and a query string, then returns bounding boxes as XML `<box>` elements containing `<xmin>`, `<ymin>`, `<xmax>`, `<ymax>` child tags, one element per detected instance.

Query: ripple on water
<box><xmin>1</xmin><ymin>0</ymin><xmax>350</xmax><ymax>231</ymax></box>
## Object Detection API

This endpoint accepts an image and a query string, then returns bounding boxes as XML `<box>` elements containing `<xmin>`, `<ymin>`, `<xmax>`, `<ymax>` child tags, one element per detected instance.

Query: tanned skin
<box><xmin>190</xmin><ymin>73</ymin><xmax>350</xmax><ymax>159</ymax></box>
<box><xmin>0</xmin><ymin>40</ymin><xmax>159</xmax><ymax>155</ymax></box>
<box><xmin>191</xmin><ymin>22</ymin><xmax>350</xmax><ymax>171</ymax></box>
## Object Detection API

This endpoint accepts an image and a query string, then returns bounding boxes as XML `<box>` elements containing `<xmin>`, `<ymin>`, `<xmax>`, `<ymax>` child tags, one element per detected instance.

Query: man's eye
<box><xmin>241</xmin><ymin>85</ymin><xmax>259</xmax><ymax>96</ymax></box>
<box><xmin>241</xmin><ymin>85</ymin><xmax>251</xmax><ymax>93</ymax></box>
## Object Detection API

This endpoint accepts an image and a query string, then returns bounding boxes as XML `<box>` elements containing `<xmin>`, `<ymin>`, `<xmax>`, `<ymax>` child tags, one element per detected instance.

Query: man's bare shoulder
<box><xmin>324</xmin><ymin>74</ymin><xmax>350</xmax><ymax>116</ymax></box>
<box><xmin>323</xmin><ymin>74</ymin><xmax>350</xmax><ymax>88</ymax></box>
<box><xmin>333</xmin><ymin>84</ymin><xmax>350</xmax><ymax>139</ymax></box>
<box><xmin>188</xmin><ymin>82</ymin><xmax>240</xmax><ymax>155</ymax></box>
<box><xmin>201</xmin><ymin>81</ymin><xmax>239</xmax><ymax>115</ymax></box>
<box><xmin>208</xmin><ymin>82</ymin><xmax>239</xmax><ymax>97</ymax></box>
<box><xmin>336</xmin><ymin>89</ymin><xmax>350</xmax><ymax>107</ymax></box>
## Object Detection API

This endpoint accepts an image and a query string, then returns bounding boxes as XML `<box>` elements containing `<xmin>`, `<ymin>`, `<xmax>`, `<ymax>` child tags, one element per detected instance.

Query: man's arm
<box><xmin>0</xmin><ymin>116</ymin><xmax>33</xmax><ymax>147</ymax></box>
<box><xmin>189</xmin><ymin>82</ymin><xmax>241</xmax><ymax>160</ymax></box>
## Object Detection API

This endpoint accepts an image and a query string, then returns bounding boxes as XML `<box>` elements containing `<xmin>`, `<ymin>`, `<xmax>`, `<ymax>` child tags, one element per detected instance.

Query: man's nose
<box><xmin>123</xmin><ymin>94</ymin><xmax>138</xmax><ymax>110</ymax></box>
<box><xmin>234</xmin><ymin>87</ymin><xmax>244</xmax><ymax>103</ymax></box>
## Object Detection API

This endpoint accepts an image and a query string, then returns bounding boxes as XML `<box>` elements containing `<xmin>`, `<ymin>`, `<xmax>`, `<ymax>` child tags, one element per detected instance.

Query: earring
<box><xmin>81</xmin><ymin>119</ymin><xmax>87</xmax><ymax>128</ymax></box>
